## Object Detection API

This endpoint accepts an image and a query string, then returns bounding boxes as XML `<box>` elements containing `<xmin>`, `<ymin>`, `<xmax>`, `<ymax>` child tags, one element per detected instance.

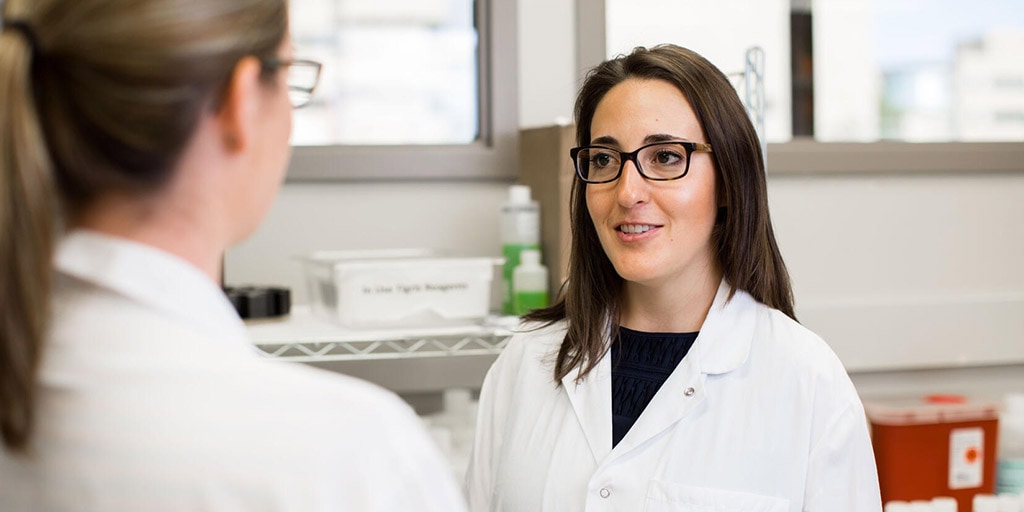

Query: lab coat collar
<box><xmin>609</xmin><ymin>278</ymin><xmax>757</xmax><ymax>458</ymax></box>
<box><xmin>561</xmin><ymin>349</ymin><xmax>614</xmax><ymax>465</ymax></box>
<box><xmin>54</xmin><ymin>230</ymin><xmax>251</xmax><ymax>352</ymax></box>
<box><xmin>688</xmin><ymin>278</ymin><xmax>757</xmax><ymax>375</ymax></box>
<box><xmin>560</xmin><ymin>278</ymin><xmax>757</xmax><ymax>465</ymax></box>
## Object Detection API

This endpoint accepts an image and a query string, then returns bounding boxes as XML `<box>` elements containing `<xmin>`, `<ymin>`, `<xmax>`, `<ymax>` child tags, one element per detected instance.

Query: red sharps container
<box><xmin>864</xmin><ymin>394</ymin><xmax>1000</xmax><ymax>512</ymax></box>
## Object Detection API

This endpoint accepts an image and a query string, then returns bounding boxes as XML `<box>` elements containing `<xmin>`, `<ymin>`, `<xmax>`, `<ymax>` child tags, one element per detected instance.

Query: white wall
<box><xmin>227</xmin><ymin>0</ymin><xmax>1024</xmax><ymax>397</ymax></box>
<box><xmin>517</xmin><ymin>0</ymin><xmax>576</xmax><ymax>127</ymax></box>
<box><xmin>226</xmin><ymin>181</ymin><xmax>508</xmax><ymax>301</ymax></box>
<box><xmin>770</xmin><ymin>172</ymin><xmax>1024</xmax><ymax>375</ymax></box>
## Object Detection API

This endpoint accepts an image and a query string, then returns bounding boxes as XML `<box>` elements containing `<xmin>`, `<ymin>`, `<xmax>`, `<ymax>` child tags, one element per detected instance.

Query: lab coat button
<box><xmin>684</xmin><ymin>387</ymin><xmax>696</xmax><ymax>397</ymax></box>
<box><xmin>599</xmin><ymin>487</ymin><xmax>610</xmax><ymax>498</ymax></box>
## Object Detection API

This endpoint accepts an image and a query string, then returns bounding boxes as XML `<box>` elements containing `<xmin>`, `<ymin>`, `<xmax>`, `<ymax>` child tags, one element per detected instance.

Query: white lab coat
<box><xmin>0</xmin><ymin>230</ymin><xmax>467</xmax><ymax>512</ymax></box>
<box><xmin>466</xmin><ymin>280</ymin><xmax>881</xmax><ymax>512</ymax></box>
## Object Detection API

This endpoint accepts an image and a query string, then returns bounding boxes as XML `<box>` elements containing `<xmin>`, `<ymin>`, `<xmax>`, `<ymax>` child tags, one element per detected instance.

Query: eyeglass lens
<box><xmin>577</xmin><ymin>143</ymin><xmax>690</xmax><ymax>182</ymax></box>
<box><xmin>286</xmin><ymin>63</ymin><xmax>319</xmax><ymax>107</ymax></box>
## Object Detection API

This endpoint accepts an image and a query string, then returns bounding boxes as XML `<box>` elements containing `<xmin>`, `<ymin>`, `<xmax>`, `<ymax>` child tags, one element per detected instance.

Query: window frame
<box><xmin>768</xmin><ymin>140</ymin><xmax>1024</xmax><ymax>175</ymax></box>
<box><xmin>285</xmin><ymin>0</ymin><xmax>519</xmax><ymax>182</ymax></box>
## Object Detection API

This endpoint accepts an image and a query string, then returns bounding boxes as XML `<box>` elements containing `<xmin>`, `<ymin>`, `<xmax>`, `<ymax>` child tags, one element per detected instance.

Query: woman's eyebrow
<box><xmin>590</xmin><ymin>133</ymin><xmax>694</xmax><ymax>146</ymax></box>
<box><xmin>644</xmin><ymin>133</ymin><xmax>688</xmax><ymax>143</ymax></box>
<box><xmin>590</xmin><ymin>135</ymin><xmax>618</xmax><ymax>146</ymax></box>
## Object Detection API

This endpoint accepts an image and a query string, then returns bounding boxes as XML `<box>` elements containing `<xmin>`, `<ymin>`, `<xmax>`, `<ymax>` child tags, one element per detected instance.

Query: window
<box><xmin>600</xmin><ymin>0</ymin><xmax>1024</xmax><ymax>144</ymax></box>
<box><xmin>286</xmin><ymin>0</ymin><xmax>518</xmax><ymax>181</ymax></box>
<box><xmin>291</xmin><ymin>0</ymin><xmax>478</xmax><ymax>146</ymax></box>
<box><xmin>813</xmin><ymin>0</ymin><xmax>1024</xmax><ymax>142</ymax></box>
<box><xmin>604</xmin><ymin>0</ymin><xmax>793</xmax><ymax>143</ymax></box>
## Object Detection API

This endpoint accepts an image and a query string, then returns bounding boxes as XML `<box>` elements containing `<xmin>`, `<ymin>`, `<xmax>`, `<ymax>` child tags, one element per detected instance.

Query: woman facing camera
<box><xmin>467</xmin><ymin>45</ymin><xmax>880</xmax><ymax>511</ymax></box>
<box><xmin>0</xmin><ymin>1</ymin><xmax>465</xmax><ymax>510</ymax></box>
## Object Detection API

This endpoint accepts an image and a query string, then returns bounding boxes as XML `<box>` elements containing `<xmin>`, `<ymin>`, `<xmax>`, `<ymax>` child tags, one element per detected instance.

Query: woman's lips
<box><xmin>617</xmin><ymin>223</ymin><xmax>656</xmax><ymax>234</ymax></box>
<box><xmin>615</xmin><ymin>223</ymin><xmax>661</xmax><ymax>240</ymax></box>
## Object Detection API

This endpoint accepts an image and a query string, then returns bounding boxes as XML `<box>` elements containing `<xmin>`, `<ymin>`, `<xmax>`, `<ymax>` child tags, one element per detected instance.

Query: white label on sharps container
<box><xmin>949</xmin><ymin>427</ymin><xmax>984</xmax><ymax>489</ymax></box>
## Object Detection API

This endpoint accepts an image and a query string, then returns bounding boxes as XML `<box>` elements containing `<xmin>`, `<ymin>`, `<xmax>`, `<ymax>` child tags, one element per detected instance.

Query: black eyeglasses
<box><xmin>570</xmin><ymin>141</ymin><xmax>713</xmax><ymax>184</ymax></box>
<box><xmin>260</xmin><ymin>58</ymin><xmax>323</xmax><ymax>108</ymax></box>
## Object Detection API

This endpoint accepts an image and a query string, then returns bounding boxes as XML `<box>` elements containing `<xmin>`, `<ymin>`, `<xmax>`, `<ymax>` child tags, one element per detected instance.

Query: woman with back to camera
<box><xmin>0</xmin><ymin>1</ymin><xmax>466</xmax><ymax>509</ymax></box>
<box><xmin>466</xmin><ymin>44</ymin><xmax>881</xmax><ymax>511</ymax></box>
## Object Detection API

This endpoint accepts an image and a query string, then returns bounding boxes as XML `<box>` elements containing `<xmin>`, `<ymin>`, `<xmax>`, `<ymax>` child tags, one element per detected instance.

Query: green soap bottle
<box><xmin>512</xmin><ymin>249</ymin><xmax>549</xmax><ymax>315</ymax></box>
<box><xmin>500</xmin><ymin>185</ymin><xmax>540</xmax><ymax>315</ymax></box>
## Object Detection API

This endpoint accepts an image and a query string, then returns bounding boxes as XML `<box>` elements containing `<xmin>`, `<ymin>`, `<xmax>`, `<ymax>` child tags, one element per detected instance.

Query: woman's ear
<box><xmin>215</xmin><ymin>56</ymin><xmax>263</xmax><ymax>154</ymax></box>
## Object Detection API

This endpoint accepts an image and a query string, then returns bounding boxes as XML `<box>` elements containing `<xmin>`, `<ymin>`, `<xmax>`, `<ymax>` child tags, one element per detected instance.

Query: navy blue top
<box><xmin>611</xmin><ymin>327</ymin><xmax>699</xmax><ymax>447</ymax></box>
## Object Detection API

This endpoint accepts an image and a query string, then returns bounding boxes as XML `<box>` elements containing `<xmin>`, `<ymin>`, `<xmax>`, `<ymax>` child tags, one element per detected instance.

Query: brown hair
<box><xmin>0</xmin><ymin>0</ymin><xmax>288</xmax><ymax>453</ymax></box>
<box><xmin>527</xmin><ymin>44</ymin><xmax>794</xmax><ymax>383</ymax></box>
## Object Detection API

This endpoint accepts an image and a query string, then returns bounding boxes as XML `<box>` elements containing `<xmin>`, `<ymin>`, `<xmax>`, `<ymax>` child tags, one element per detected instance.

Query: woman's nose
<box><xmin>615</xmin><ymin>158</ymin><xmax>649</xmax><ymax>207</ymax></box>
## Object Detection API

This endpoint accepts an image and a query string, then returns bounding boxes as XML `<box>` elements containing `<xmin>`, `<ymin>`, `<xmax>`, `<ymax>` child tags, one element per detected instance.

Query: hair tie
<box><xmin>2</xmin><ymin>21</ymin><xmax>42</xmax><ymax>58</ymax></box>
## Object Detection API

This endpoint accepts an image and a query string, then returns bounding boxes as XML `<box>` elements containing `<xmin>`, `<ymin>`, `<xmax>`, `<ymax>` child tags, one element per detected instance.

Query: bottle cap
<box><xmin>508</xmin><ymin>184</ymin><xmax>532</xmax><ymax>204</ymax></box>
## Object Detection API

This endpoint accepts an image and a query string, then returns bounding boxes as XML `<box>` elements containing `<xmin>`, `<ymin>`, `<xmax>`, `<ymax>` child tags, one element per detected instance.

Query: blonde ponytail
<box><xmin>0</xmin><ymin>21</ymin><xmax>57</xmax><ymax>453</ymax></box>
<box><xmin>1</xmin><ymin>0</ymin><xmax>287</xmax><ymax>452</ymax></box>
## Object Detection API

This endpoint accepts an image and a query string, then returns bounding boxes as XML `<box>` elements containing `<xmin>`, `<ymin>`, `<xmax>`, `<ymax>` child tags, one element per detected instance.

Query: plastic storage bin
<box><xmin>299</xmin><ymin>250</ymin><xmax>500</xmax><ymax>328</ymax></box>
<box><xmin>865</xmin><ymin>394</ymin><xmax>1000</xmax><ymax>512</ymax></box>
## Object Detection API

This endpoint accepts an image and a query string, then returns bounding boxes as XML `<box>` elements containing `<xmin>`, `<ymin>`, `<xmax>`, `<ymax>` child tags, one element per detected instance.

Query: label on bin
<box><xmin>949</xmin><ymin>427</ymin><xmax>984</xmax><ymax>489</ymax></box>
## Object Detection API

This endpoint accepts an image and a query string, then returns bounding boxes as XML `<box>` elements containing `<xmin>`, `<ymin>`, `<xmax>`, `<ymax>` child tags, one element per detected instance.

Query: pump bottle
<box><xmin>500</xmin><ymin>185</ymin><xmax>540</xmax><ymax>315</ymax></box>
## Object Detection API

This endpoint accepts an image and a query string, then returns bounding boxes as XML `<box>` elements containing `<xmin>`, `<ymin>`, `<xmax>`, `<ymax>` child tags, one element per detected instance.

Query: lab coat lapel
<box><xmin>561</xmin><ymin>351</ymin><xmax>613</xmax><ymax>465</ymax></box>
<box><xmin>608</xmin><ymin>280</ymin><xmax>756</xmax><ymax>460</ymax></box>
<box><xmin>608</xmin><ymin>350</ymin><xmax>707</xmax><ymax>459</ymax></box>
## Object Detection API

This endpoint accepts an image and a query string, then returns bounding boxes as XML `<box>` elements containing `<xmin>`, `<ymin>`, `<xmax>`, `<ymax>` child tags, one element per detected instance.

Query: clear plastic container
<box><xmin>298</xmin><ymin>249</ymin><xmax>500</xmax><ymax>327</ymax></box>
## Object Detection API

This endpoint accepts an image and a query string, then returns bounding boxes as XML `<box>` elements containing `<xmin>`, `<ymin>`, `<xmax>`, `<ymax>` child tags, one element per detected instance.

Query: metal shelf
<box><xmin>253</xmin><ymin>331</ymin><xmax>511</xmax><ymax>362</ymax></box>
<box><xmin>246</xmin><ymin>306</ymin><xmax>516</xmax><ymax>363</ymax></box>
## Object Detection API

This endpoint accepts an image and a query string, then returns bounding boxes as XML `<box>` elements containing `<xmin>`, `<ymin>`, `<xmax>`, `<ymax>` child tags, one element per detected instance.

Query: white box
<box><xmin>299</xmin><ymin>250</ymin><xmax>499</xmax><ymax>328</ymax></box>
